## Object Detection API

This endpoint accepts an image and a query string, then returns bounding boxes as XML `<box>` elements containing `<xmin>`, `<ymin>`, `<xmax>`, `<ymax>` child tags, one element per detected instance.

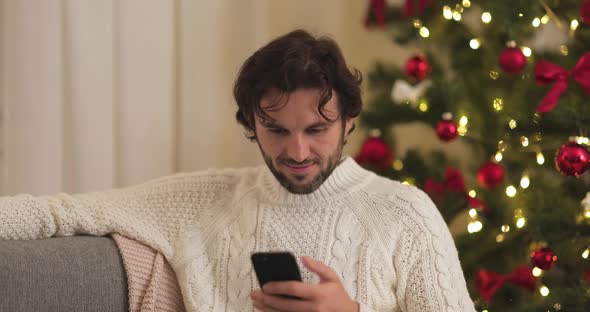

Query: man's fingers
<box><xmin>262</xmin><ymin>281</ymin><xmax>318</xmax><ymax>299</ymax></box>
<box><xmin>302</xmin><ymin>256</ymin><xmax>340</xmax><ymax>282</ymax></box>
<box><xmin>252</xmin><ymin>290</ymin><xmax>314</xmax><ymax>312</ymax></box>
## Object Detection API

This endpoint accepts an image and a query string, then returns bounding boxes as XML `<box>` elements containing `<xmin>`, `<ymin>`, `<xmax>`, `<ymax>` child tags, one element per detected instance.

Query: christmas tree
<box><xmin>358</xmin><ymin>0</ymin><xmax>590</xmax><ymax>311</ymax></box>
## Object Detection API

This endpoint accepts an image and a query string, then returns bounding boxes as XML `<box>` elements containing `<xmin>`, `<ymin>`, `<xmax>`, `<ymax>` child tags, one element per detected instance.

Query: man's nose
<box><xmin>286</xmin><ymin>134</ymin><xmax>311</xmax><ymax>163</ymax></box>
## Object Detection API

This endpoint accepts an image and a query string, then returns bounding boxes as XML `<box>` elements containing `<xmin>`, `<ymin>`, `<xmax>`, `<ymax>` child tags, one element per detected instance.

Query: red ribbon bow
<box><xmin>534</xmin><ymin>51</ymin><xmax>590</xmax><ymax>114</ymax></box>
<box><xmin>476</xmin><ymin>265</ymin><xmax>536</xmax><ymax>302</ymax></box>
<box><xmin>424</xmin><ymin>168</ymin><xmax>488</xmax><ymax>212</ymax></box>
<box><xmin>403</xmin><ymin>0</ymin><xmax>436</xmax><ymax>17</ymax></box>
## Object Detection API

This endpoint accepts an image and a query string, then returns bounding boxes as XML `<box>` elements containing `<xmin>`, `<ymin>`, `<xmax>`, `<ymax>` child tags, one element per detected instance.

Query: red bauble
<box><xmin>499</xmin><ymin>47</ymin><xmax>527</xmax><ymax>74</ymax></box>
<box><xmin>530</xmin><ymin>247</ymin><xmax>557</xmax><ymax>270</ymax></box>
<box><xmin>355</xmin><ymin>137</ymin><xmax>394</xmax><ymax>169</ymax></box>
<box><xmin>555</xmin><ymin>142</ymin><xmax>590</xmax><ymax>177</ymax></box>
<box><xmin>405</xmin><ymin>55</ymin><xmax>430</xmax><ymax>81</ymax></box>
<box><xmin>581</xmin><ymin>0</ymin><xmax>590</xmax><ymax>25</ymax></box>
<box><xmin>436</xmin><ymin>119</ymin><xmax>458</xmax><ymax>142</ymax></box>
<box><xmin>477</xmin><ymin>161</ymin><xmax>504</xmax><ymax>189</ymax></box>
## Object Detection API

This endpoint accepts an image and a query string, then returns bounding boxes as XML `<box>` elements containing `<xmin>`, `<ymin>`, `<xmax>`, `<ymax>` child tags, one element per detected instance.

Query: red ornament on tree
<box><xmin>477</xmin><ymin>161</ymin><xmax>504</xmax><ymax>189</ymax></box>
<box><xmin>499</xmin><ymin>42</ymin><xmax>527</xmax><ymax>74</ymax></box>
<box><xmin>405</xmin><ymin>55</ymin><xmax>430</xmax><ymax>81</ymax></box>
<box><xmin>355</xmin><ymin>135</ymin><xmax>394</xmax><ymax>169</ymax></box>
<box><xmin>530</xmin><ymin>247</ymin><xmax>557</xmax><ymax>270</ymax></box>
<box><xmin>581</xmin><ymin>0</ymin><xmax>590</xmax><ymax>25</ymax></box>
<box><xmin>555</xmin><ymin>141</ymin><xmax>590</xmax><ymax>177</ymax></box>
<box><xmin>436</xmin><ymin>113</ymin><xmax>458</xmax><ymax>142</ymax></box>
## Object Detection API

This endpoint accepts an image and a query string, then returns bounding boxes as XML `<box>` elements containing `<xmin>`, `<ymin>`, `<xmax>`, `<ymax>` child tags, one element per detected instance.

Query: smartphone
<box><xmin>251</xmin><ymin>251</ymin><xmax>302</xmax><ymax>299</ymax></box>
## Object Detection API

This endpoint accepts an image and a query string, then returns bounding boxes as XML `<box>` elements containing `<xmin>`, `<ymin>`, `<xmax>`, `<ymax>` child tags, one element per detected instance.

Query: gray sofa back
<box><xmin>0</xmin><ymin>236</ymin><xmax>128</xmax><ymax>311</ymax></box>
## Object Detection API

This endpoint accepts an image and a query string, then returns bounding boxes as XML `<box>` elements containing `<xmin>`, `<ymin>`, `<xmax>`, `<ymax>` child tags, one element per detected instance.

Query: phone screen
<box><xmin>251</xmin><ymin>251</ymin><xmax>302</xmax><ymax>299</ymax></box>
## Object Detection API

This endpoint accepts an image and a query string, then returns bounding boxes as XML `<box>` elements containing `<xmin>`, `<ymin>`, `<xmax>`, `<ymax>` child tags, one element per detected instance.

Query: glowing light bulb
<box><xmin>516</xmin><ymin>217</ymin><xmax>526</xmax><ymax>228</ymax></box>
<box><xmin>493</xmin><ymin>98</ymin><xmax>504</xmax><ymax>111</ymax></box>
<box><xmin>469</xmin><ymin>39</ymin><xmax>480</xmax><ymax>49</ymax></box>
<box><xmin>481</xmin><ymin>12</ymin><xmax>492</xmax><ymax>23</ymax></box>
<box><xmin>571</xmin><ymin>19</ymin><xmax>579</xmax><ymax>31</ymax></box>
<box><xmin>468</xmin><ymin>190</ymin><xmax>476</xmax><ymax>198</ymax></box>
<box><xmin>468</xmin><ymin>220</ymin><xmax>483</xmax><ymax>233</ymax></box>
<box><xmin>443</xmin><ymin>6</ymin><xmax>453</xmax><ymax>20</ymax></box>
<box><xmin>419</xmin><ymin>100</ymin><xmax>429</xmax><ymax>112</ymax></box>
<box><xmin>509</xmin><ymin>119</ymin><xmax>517</xmax><ymax>129</ymax></box>
<box><xmin>419</xmin><ymin>27</ymin><xmax>430</xmax><ymax>38</ymax></box>
<box><xmin>532</xmin><ymin>17</ymin><xmax>541</xmax><ymax>27</ymax></box>
<box><xmin>496</xmin><ymin>234</ymin><xmax>505</xmax><ymax>243</ymax></box>
<box><xmin>453</xmin><ymin>11</ymin><xmax>462</xmax><ymax>21</ymax></box>
<box><xmin>506</xmin><ymin>185</ymin><xmax>517</xmax><ymax>197</ymax></box>
<box><xmin>520</xmin><ymin>174</ymin><xmax>530</xmax><ymax>189</ymax></box>
<box><xmin>521</xmin><ymin>136</ymin><xmax>529</xmax><ymax>147</ymax></box>
<box><xmin>501</xmin><ymin>225</ymin><xmax>510</xmax><ymax>232</ymax></box>
<box><xmin>393</xmin><ymin>159</ymin><xmax>404</xmax><ymax>171</ymax></box>
<box><xmin>536</xmin><ymin>152</ymin><xmax>545</xmax><ymax>165</ymax></box>
<box><xmin>459</xmin><ymin>116</ymin><xmax>468</xmax><ymax>126</ymax></box>
<box><xmin>469</xmin><ymin>208</ymin><xmax>478</xmax><ymax>218</ymax></box>
<box><xmin>462</xmin><ymin>0</ymin><xmax>471</xmax><ymax>8</ymax></box>
<box><xmin>532</xmin><ymin>267</ymin><xmax>543</xmax><ymax>276</ymax></box>
<box><xmin>495</xmin><ymin>152</ymin><xmax>503</xmax><ymax>162</ymax></box>
<box><xmin>540</xmin><ymin>285</ymin><xmax>550</xmax><ymax>296</ymax></box>
<box><xmin>582</xmin><ymin>248</ymin><xmax>589</xmax><ymax>259</ymax></box>
<box><xmin>522</xmin><ymin>47</ymin><xmax>532</xmax><ymax>57</ymax></box>
<box><xmin>541</xmin><ymin>15</ymin><xmax>550</xmax><ymax>24</ymax></box>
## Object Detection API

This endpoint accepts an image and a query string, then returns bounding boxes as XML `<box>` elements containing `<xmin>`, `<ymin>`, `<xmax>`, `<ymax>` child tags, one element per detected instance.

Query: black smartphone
<box><xmin>251</xmin><ymin>251</ymin><xmax>303</xmax><ymax>299</ymax></box>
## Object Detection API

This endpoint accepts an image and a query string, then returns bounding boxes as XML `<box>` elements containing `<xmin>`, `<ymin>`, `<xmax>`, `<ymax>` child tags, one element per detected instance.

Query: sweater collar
<box><xmin>258</xmin><ymin>156</ymin><xmax>373</xmax><ymax>205</ymax></box>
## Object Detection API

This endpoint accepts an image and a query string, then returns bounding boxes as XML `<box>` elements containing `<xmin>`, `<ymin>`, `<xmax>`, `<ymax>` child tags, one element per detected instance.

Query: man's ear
<box><xmin>345</xmin><ymin>118</ymin><xmax>356</xmax><ymax>137</ymax></box>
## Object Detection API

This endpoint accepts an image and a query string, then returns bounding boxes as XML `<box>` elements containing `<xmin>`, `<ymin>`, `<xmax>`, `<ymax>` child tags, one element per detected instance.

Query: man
<box><xmin>1</xmin><ymin>29</ymin><xmax>475</xmax><ymax>311</ymax></box>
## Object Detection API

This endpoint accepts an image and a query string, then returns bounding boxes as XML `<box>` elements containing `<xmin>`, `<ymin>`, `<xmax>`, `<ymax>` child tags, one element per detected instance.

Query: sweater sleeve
<box><xmin>393</xmin><ymin>187</ymin><xmax>476</xmax><ymax>312</ymax></box>
<box><xmin>0</xmin><ymin>172</ymin><xmax>231</xmax><ymax>258</ymax></box>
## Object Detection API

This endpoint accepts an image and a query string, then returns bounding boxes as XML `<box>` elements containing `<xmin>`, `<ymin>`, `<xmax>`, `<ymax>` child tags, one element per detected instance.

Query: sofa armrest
<box><xmin>0</xmin><ymin>236</ymin><xmax>128</xmax><ymax>311</ymax></box>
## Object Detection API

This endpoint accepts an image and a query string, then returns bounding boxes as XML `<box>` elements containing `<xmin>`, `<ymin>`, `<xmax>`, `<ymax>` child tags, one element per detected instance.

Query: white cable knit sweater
<box><xmin>0</xmin><ymin>156</ymin><xmax>475</xmax><ymax>312</ymax></box>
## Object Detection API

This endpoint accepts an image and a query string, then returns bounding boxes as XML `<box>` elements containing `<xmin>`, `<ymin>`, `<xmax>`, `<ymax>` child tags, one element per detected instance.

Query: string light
<box><xmin>469</xmin><ymin>38</ymin><xmax>480</xmax><ymax>49</ymax></box>
<box><xmin>481</xmin><ymin>12</ymin><xmax>492</xmax><ymax>23</ymax></box>
<box><xmin>468</xmin><ymin>190</ymin><xmax>477</xmax><ymax>198</ymax></box>
<box><xmin>489</xmin><ymin>70</ymin><xmax>499</xmax><ymax>80</ymax></box>
<box><xmin>560</xmin><ymin>45</ymin><xmax>569</xmax><ymax>56</ymax></box>
<box><xmin>520</xmin><ymin>173</ymin><xmax>530</xmax><ymax>189</ymax></box>
<box><xmin>536</xmin><ymin>152</ymin><xmax>545</xmax><ymax>165</ymax></box>
<box><xmin>418</xmin><ymin>99</ymin><xmax>429</xmax><ymax>112</ymax></box>
<box><xmin>493</xmin><ymin>98</ymin><xmax>504</xmax><ymax>111</ymax></box>
<box><xmin>495</xmin><ymin>151</ymin><xmax>503</xmax><ymax>162</ymax></box>
<box><xmin>469</xmin><ymin>208</ymin><xmax>478</xmax><ymax>218</ymax></box>
<box><xmin>516</xmin><ymin>217</ymin><xmax>526</xmax><ymax>228</ymax></box>
<box><xmin>509</xmin><ymin>119</ymin><xmax>517</xmax><ymax>129</ymax></box>
<box><xmin>453</xmin><ymin>11</ymin><xmax>462</xmax><ymax>21</ymax></box>
<box><xmin>462</xmin><ymin>0</ymin><xmax>471</xmax><ymax>8</ymax></box>
<box><xmin>532</xmin><ymin>17</ymin><xmax>541</xmax><ymax>27</ymax></box>
<box><xmin>521</xmin><ymin>136</ymin><xmax>529</xmax><ymax>147</ymax></box>
<box><xmin>501</xmin><ymin>225</ymin><xmax>510</xmax><ymax>232</ymax></box>
<box><xmin>498</xmin><ymin>140</ymin><xmax>508</xmax><ymax>152</ymax></box>
<box><xmin>413</xmin><ymin>19</ymin><xmax>422</xmax><ymax>28</ymax></box>
<box><xmin>576</xmin><ymin>136</ymin><xmax>589</xmax><ymax>145</ymax></box>
<box><xmin>496</xmin><ymin>234</ymin><xmax>505</xmax><ymax>242</ymax></box>
<box><xmin>522</xmin><ymin>47</ymin><xmax>532</xmax><ymax>57</ymax></box>
<box><xmin>468</xmin><ymin>220</ymin><xmax>483</xmax><ymax>233</ymax></box>
<box><xmin>443</xmin><ymin>6</ymin><xmax>453</xmax><ymax>20</ymax></box>
<box><xmin>570</xmin><ymin>19</ymin><xmax>579</xmax><ymax>31</ymax></box>
<box><xmin>506</xmin><ymin>185</ymin><xmax>517</xmax><ymax>197</ymax></box>
<box><xmin>419</xmin><ymin>27</ymin><xmax>430</xmax><ymax>38</ymax></box>
<box><xmin>541</xmin><ymin>15</ymin><xmax>550</xmax><ymax>24</ymax></box>
<box><xmin>532</xmin><ymin>267</ymin><xmax>543</xmax><ymax>276</ymax></box>
<box><xmin>582</xmin><ymin>248</ymin><xmax>589</xmax><ymax>259</ymax></box>
<box><xmin>393</xmin><ymin>159</ymin><xmax>404</xmax><ymax>171</ymax></box>
<box><xmin>540</xmin><ymin>285</ymin><xmax>550</xmax><ymax>297</ymax></box>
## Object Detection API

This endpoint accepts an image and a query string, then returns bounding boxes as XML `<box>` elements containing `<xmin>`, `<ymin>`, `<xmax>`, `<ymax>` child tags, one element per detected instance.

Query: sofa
<box><xmin>0</xmin><ymin>236</ymin><xmax>128</xmax><ymax>311</ymax></box>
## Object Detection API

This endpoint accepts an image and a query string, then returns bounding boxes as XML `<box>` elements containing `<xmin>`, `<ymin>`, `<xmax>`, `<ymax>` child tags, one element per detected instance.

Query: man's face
<box><xmin>254</xmin><ymin>88</ymin><xmax>354</xmax><ymax>194</ymax></box>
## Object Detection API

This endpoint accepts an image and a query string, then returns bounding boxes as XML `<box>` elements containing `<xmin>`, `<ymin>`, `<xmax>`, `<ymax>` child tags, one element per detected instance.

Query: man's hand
<box><xmin>250</xmin><ymin>256</ymin><xmax>360</xmax><ymax>312</ymax></box>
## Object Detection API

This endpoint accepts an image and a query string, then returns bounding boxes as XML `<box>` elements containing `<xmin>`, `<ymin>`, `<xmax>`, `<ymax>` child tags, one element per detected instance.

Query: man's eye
<box><xmin>307</xmin><ymin>128</ymin><xmax>326</xmax><ymax>134</ymax></box>
<box><xmin>269</xmin><ymin>128</ymin><xmax>287</xmax><ymax>135</ymax></box>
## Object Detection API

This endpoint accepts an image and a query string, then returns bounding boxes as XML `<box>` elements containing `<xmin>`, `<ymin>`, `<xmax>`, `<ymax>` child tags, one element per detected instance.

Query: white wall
<box><xmin>0</xmin><ymin>0</ymin><xmax>471</xmax><ymax>195</ymax></box>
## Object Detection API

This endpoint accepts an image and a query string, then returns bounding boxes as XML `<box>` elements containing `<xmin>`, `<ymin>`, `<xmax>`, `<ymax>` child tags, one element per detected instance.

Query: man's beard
<box><xmin>259</xmin><ymin>134</ymin><xmax>345</xmax><ymax>195</ymax></box>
